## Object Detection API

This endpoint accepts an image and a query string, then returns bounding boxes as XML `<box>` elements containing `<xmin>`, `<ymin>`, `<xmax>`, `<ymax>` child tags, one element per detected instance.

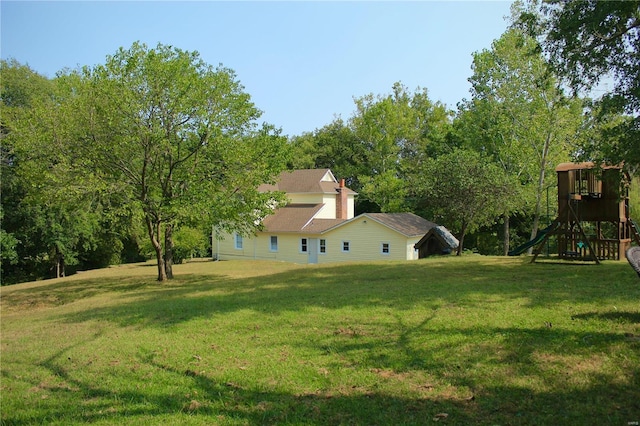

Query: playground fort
<box><xmin>510</xmin><ymin>162</ymin><xmax>640</xmax><ymax>263</ymax></box>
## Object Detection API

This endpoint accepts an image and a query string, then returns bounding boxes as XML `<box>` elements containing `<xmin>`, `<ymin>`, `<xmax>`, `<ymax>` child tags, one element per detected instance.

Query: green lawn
<box><xmin>1</xmin><ymin>256</ymin><xmax>639</xmax><ymax>425</ymax></box>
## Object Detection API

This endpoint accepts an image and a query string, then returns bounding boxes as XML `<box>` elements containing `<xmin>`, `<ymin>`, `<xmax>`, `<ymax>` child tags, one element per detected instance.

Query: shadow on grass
<box><xmin>572</xmin><ymin>311</ymin><xmax>640</xmax><ymax>324</ymax></box>
<box><xmin>49</xmin><ymin>260</ymin><xmax>640</xmax><ymax>329</ymax></box>
<box><xmin>4</xmin><ymin>259</ymin><xmax>640</xmax><ymax>424</ymax></box>
<box><xmin>0</xmin><ymin>274</ymin><xmax>228</xmax><ymax>312</ymax></box>
<box><xmin>3</xmin><ymin>331</ymin><xmax>639</xmax><ymax>425</ymax></box>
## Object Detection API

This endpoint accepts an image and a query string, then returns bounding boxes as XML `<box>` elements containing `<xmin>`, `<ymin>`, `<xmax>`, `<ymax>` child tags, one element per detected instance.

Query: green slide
<box><xmin>508</xmin><ymin>222</ymin><xmax>559</xmax><ymax>256</ymax></box>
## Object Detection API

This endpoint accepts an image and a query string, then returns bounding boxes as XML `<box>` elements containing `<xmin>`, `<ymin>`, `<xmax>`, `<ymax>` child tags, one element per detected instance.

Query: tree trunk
<box><xmin>55</xmin><ymin>247</ymin><xmax>65</xmax><ymax>278</ymax></box>
<box><xmin>527</xmin><ymin>131</ymin><xmax>552</xmax><ymax>255</ymax></box>
<box><xmin>503</xmin><ymin>214</ymin><xmax>510</xmax><ymax>256</ymax></box>
<box><xmin>457</xmin><ymin>222</ymin><xmax>468</xmax><ymax>256</ymax></box>
<box><xmin>146</xmin><ymin>216</ymin><xmax>166</xmax><ymax>281</ymax></box>
<box><xmin>164</xmin><ymin>223</ymin><xmax>174</xmax><ymax>279</ymax></box>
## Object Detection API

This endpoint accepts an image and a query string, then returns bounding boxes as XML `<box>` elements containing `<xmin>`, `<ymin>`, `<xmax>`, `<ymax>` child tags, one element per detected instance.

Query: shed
<box><xmin>414</xmin><ymin>226</ymin><xmax>459</xmax><ymax>258</ymax></box>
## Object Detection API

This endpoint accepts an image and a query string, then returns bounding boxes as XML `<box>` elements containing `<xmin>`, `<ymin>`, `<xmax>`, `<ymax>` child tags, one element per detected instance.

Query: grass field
<box><xmin>1</xmin><ymin>256</ymin><xmax>639</xmax><ymax>425</ymax></box>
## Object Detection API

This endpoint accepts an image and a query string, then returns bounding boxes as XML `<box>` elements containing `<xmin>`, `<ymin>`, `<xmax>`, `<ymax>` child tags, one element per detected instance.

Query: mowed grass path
<box><xmin>1</xmin><ymin>256</ymin><xmax>639</xmax><ymax>425</ymax></box>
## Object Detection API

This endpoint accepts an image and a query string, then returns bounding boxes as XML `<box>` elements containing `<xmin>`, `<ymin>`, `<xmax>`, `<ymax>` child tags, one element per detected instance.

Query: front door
<box><xmin>308</xmin><ymin>238</ymin><xmax>318</xmax><ymax>264</ymax></box>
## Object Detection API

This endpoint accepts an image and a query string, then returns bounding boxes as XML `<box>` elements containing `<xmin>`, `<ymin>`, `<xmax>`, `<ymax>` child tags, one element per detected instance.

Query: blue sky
<box><xmin>1</xmin><ymin>1</ymin><xmax>514</xmax><ymax>136</ymax></box>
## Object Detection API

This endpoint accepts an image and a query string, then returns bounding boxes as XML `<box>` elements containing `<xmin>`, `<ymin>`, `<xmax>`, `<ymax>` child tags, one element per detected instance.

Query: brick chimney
<box><xmin>336</xmin><ymin>179</ymin><xmax>348</xmax><ymax>219</ymax></box>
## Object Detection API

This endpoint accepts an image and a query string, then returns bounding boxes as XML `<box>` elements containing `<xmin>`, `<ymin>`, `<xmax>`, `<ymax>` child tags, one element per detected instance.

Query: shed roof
<box><xmin>414</xmin><ymin>226</ymin><xmax>459</xmax><ymax>250</ymax></box>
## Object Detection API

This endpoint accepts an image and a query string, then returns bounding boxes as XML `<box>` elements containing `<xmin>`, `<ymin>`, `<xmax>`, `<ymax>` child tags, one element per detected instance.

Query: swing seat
<box><xmin>626</xmin><ymin>247</ymin><xmax>640</xmax><ymax>278</ymax></box>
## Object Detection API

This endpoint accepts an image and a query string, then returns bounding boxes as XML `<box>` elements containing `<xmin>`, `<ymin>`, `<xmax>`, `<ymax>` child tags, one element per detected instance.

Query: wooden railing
<box><xmin>558</xmin><ymin>233</ymin><xmax>626</xmax><ymax>261</ymax></box>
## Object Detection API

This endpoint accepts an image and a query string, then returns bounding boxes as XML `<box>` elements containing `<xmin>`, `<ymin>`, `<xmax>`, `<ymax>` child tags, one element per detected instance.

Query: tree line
<box><xmin>2</xmin><ymin>1</ymin><xmax>638</xmax><ymax>283</ymax></box>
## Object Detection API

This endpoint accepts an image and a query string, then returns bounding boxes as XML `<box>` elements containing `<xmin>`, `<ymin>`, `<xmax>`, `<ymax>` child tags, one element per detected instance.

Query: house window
<box><xmin>300</xmin><ymin>238</ymin><xmax>308</xmax><ymax>253</ymax></box>
<box><xmin>342</xmin><ymin>241</ymin><xmax>350</xmax><ymax>253</ymax></box>
<box><xmin>234</xmin><ymin>233</ymin><xmax>243</xmax><ymax>250</ymax></box>
<box><xmin>270</xmin><ymin>236</ymin><xmax>278</xmax><ymax>252</ymax></box>
<box><xmin>381</xmin><ymin>242</ymin><xmax>390</xmax><ymax>255</ymax></box>
<box><xmin>319</xmin><ymin>239</ymin><xmax>326</xmax><ymax>254</ymax></box>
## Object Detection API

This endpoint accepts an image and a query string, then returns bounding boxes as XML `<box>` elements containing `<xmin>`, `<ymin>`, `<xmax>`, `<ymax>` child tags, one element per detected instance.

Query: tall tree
<box><xmin>291</xmin><ymin>84</ymin><xmax>451</xmax><ymax>214</ymax></box>
<box><xmin>2</xmin><ymin>60</ymin><xmax>103</xmax><ymax>281</ymax></box>
<box><xmin>5</xmin><ymin>67</ymin><xmax>111</xmax><ymax>279</ymax></box>
<box><xmin>289</xmin><ymin>118</ymin><xmax>365</xmax><ymax>189</ymax></box>
<box><xmin>0</xmin><ymin>60</ymin><xmax>47</xmax><ymax>278</ymax></box>
<box><xmin>517</xmin><ymin>0</ymin><xmax>640</xmax><ymax>169</ymax></box>
<box><xmin>420</xmin><ymin>149</ymin><xmax>518</xmax><ymax>255</ymax></box>
<box><xmin>72</xmin><ymin>42</ymin><xmax>289</xmax><ymax>281</ymax></box>
<box><xmin>350</xmin><ymin>83</ymin><xmax>451</xmax><ymax>212</ymax></box>
<box><xmin>460</xmin><ymin>29</ymin><xmax>582</xmax><ymax>254</ymax></box>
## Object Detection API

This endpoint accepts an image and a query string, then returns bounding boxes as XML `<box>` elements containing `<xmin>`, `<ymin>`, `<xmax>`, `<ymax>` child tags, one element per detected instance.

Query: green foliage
<box><xmin>1</xmin><ymin>59</ymin><xmax>110</xmax><ymax>281</ymax></box>
<box><xmin>2</xmin><ymin>258</ymin><xmax>639</xmax><ymax>424</ymax></box>
<box><xmin>0</xmin><ymin>208</ymin><xmax>19</xmax><ymax>269</ymax></box>
<box><xmin>1</xmin><ymin>47</ymin><xmax>290</xmax><ymax>283</ymax></box>
<box><xmin>421</xmin><ymin>149</ymin><xmax>519</xmax><ymax>254</ymax></box>
<box><xmin>172</xmin><ymin>227</ymin><xmax>209</xmax><ymax>263</ymax></box>
<box><xmin>459</xmin><ymin>28</ymin><xmax>584</xmax><ymax>253</ymax></box>
<box><xmin>67</xmin><ymin>42</ymin><xmax>290</xmax><ymax>280</ymax></box>
<box><xmin>517</xmin><ymin>0</ymin><xmax>640</xmax><ymax>168</ymax></box>
<box><xmin>630</xmin><ymin>176</ymin><xmax>640</xmax><ymax>219</ymax></box>
<box><xmin>292</xmin><ymin>83</ymin><xmax>452</xmax><ymax>214</ymax></box>
<box><xmin>351</xmin><ymin>83</ymin><xmax>452</xmax><ymax>212</ymax></box>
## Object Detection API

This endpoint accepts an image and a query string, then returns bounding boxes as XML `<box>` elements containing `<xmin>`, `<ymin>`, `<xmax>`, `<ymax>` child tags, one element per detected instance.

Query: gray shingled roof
<box><xmin>303</xmin><ymin>218</ymin><xmax>348</xmax><ymax>233</ymax></box>
<box><xmin>363</xmin><ymin>213</ymin><xmax>437</xmax><ymax>237</ymax></box>
<box><xmin>434</xmin><ymin>226</ymin><xmax>460</xmax><ymax>249</ymax></box>
<box><xmin>414</xmin><ymin>225</ymin><xmax>459</xmax><ymax>251</ymax></box>
<box><xmin>258</xmin><ymin>169</ymin><xmax>356</xmax><ymax>195</ymax></box>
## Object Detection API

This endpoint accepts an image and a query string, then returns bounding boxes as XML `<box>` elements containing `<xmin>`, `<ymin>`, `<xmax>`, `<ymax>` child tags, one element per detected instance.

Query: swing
<box><xmin>626</xmin><ymin>246</ymin><xmax>640</xmax><ymax>278</ymax></box>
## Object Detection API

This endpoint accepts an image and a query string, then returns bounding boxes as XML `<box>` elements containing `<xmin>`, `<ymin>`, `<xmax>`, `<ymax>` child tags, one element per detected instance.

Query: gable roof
<box><xmin>260</xmin><ymin>208</ymin><xmax>434</xmax><ymax>237</ymax></box>
<box><xmin>415</xmin><ymin>225</ymin><xmax>459</xmax><ymax>250</ymax></box>
<box><xmin>303</xmin><ymin>218</ymin><xmax>348</xmax><ymax>233</ymax></box>
<box><xmin>258</xmin><ymin>169</ymin><xmax>357</xmax><ymax>195</ymax></box>
<box><xmin>363</xmin><ymin>213</ymin><xmax>437</xmax><ymax>237</ymax></box>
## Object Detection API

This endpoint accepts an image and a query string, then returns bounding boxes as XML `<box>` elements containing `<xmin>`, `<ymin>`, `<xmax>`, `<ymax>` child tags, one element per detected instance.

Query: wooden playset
<box><xmin>527</xmin><ymin>162</ymin><xmax>640</xmax><ymax>263</ymax></box>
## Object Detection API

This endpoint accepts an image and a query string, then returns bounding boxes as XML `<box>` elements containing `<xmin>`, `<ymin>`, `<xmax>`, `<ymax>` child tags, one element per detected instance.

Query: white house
<box><xmin>215</xmin><ymin>169</ymin><xmax>443</xmax><ymax>264</ymax></box>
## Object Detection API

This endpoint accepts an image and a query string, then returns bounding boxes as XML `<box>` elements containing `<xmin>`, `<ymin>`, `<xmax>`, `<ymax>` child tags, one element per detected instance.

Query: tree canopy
<box><xmin>9</xmin><ymin>7</ymin><xmax>640</xmax><ymax>280</ymax></box>
<box><xmin>518</xmin><ymin>0</ymin><xmax>640</xmax><ymax>169</ymax></box>
<box><xmin>420</xmin><ymin>149</ymin><xmax>518</xmax><ymax>255</ymax></box>
<box><xmin>76</xmin><ymin>42</ymin><xmax>290</xmax><ymax>280</ymax></box>
<box><xmin>1</xmin><ymin>44</ymin><xmax>290</xmax><ymax>282</ymax></box>
<box><xmin>458</xmin><ymin>28</ymin><xmax>583</xmax><ymax>254</ymax></box>
<box><xmin>291</xmin><ymin>83</ymin><xmax>452</xmax><ymax>214</ymax></box>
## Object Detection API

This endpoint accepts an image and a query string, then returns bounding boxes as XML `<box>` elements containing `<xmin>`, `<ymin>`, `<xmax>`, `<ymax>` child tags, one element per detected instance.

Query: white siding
<box><xmin>217</xmin><ymin>218</ymin><xmax>420</xmax><ymax>264</ymax></box>
<box><xmin>217</xmin><ymin>232</ymin><xmax>312</xmax><ymax>263</ymax></box>
<box><xmin>285</xmin><ymin>193</ymin><xmax>342</xmax><ymax>219</ymax></box>
<box><xmin>347</xmin><ymin>195</ymin><xmax>355</xmax><ymax>219</ymax></box>
<box><xmin>406</xmin><ymin>237</ymin><xmax>421</xmax><ymax>260</ymax></box>
<box><xmin>317</xmin><ymin>216</ymin><xmax>410</xmax><ymax>263</ymax></box>
<box><xmin>319</xmin><ymin>195</ymin><xmax>337</xmax><ymax>219</ymax></box>
<box><xmin>287</xmin><ymin>193</ymin><xmax>322</xmax><ymax>204</ymax></box>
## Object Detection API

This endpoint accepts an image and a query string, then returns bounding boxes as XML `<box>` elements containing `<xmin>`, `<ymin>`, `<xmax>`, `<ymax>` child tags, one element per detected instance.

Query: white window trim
<box><xmin>300</xmin><ymin>238</ymin><xmax>308</xmax><ymax>253</ymax></box>
<box><xmin>381</xmin><ymin>242</ymin><xmax>390</xmax><ymax>255</ymax></box>
<box><xmin>342</xmin><ymin>240</ymin><xmax>350</xmax><ymax>253</ymax></box>
<box><xmin>234</xmin><ymin>233</ymin><xmax>243</xmax><ymax>250</ymax></box>
<box><xmin>270</xmin><ymin>235</ymin><xmax>278</xmax><ymax>252</ymax></box>
<box><xmin>319</xmin><ymin>239</ymin><xmax>326</xmax><ymax>255</ymax></box>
